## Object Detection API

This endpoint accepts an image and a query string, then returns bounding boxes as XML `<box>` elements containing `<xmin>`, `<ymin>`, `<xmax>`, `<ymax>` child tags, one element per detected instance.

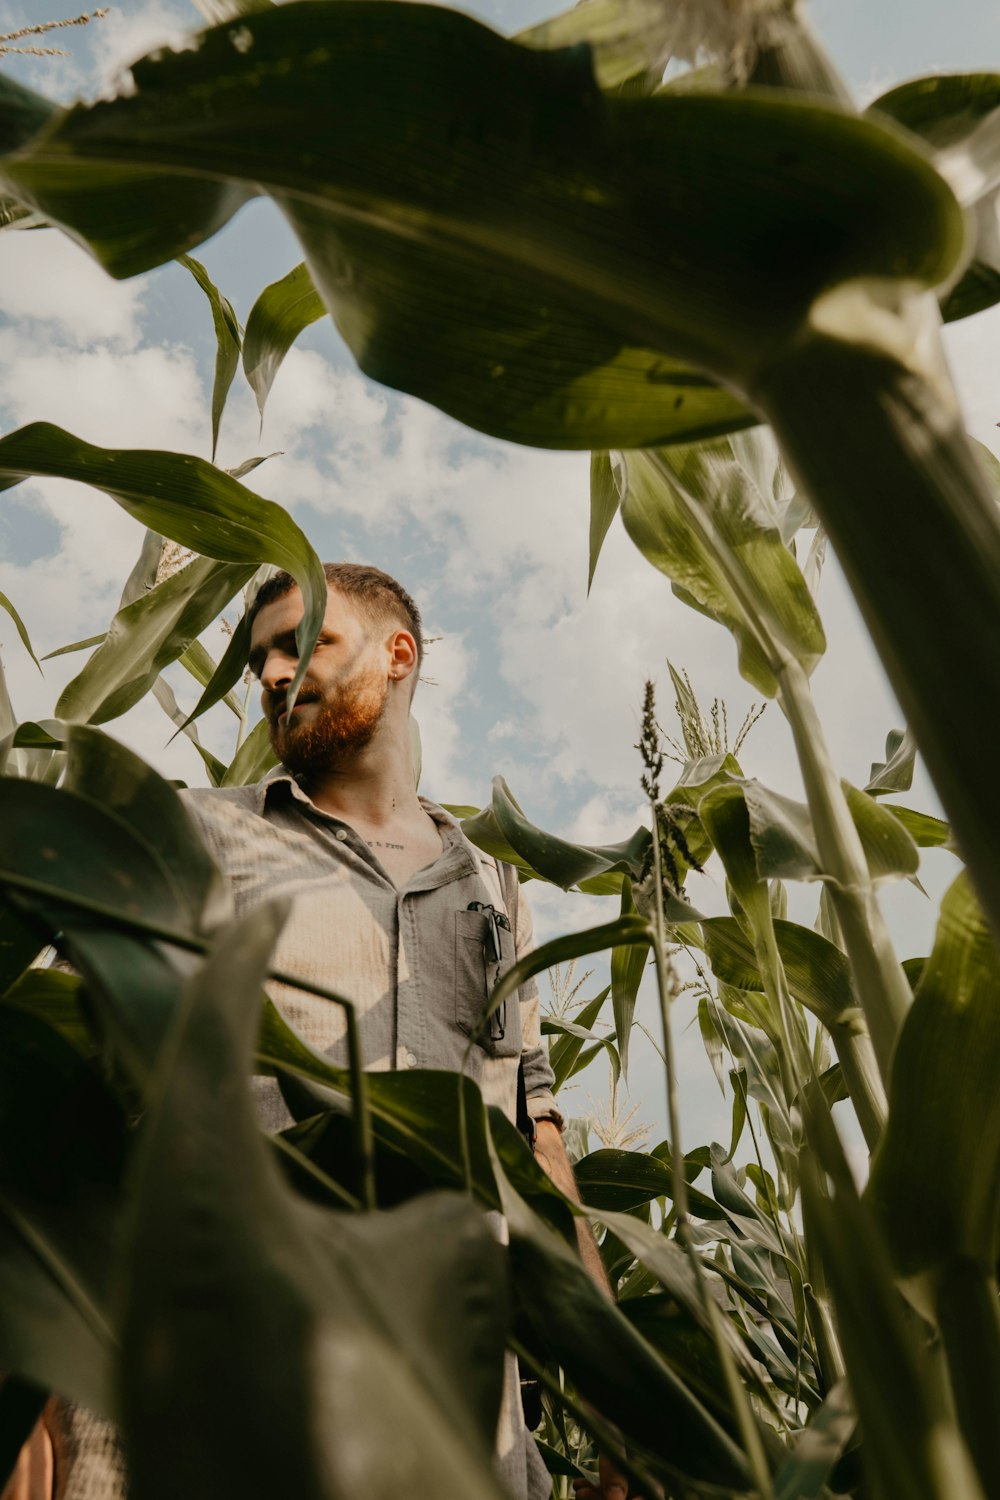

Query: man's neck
<box><xmin>298</xmin><ymin>730</ymin><xmax>424</xmax><ymax>830</ymax></box>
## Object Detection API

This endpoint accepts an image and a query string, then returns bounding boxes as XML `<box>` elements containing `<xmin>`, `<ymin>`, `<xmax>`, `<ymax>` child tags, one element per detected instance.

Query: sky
<box><xmin>1</xmin><ymin>0</ymin><xmax>997</xmax><ymax>1158</ymax></box>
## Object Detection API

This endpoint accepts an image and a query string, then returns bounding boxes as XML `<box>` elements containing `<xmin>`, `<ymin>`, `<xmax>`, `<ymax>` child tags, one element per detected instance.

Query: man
<box><xmin>181</xmin><ymin>563</ymin><xmax>634</xmax><ymax>1500</ymax></box>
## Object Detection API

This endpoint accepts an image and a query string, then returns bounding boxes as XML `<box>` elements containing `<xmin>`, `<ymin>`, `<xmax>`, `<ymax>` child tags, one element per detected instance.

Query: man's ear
<box><xmin>387</xmin><ymin>628</ymin><xmax>419</xmax><ymax>685</ymax></box>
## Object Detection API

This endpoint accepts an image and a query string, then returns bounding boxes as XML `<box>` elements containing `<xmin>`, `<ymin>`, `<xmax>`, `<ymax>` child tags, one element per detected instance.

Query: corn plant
<box><xmin>1</xmin><ymin>2</ymin><xmax>1000</xmax><ymax>1499</ymax></box>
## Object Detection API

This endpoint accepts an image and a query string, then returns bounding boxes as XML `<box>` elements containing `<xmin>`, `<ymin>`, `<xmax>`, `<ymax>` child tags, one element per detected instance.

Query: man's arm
<box><xmin>531</xmin><ymin>1119</ymin><xmax>611</xmax><ymax>1297</ymax></box>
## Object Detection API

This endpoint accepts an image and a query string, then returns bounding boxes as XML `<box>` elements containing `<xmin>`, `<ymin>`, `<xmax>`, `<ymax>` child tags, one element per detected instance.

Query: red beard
<box><xmin>269</xmin><ymin>664</ymin><xmax>389</xmax><ymax>775</ymax></box>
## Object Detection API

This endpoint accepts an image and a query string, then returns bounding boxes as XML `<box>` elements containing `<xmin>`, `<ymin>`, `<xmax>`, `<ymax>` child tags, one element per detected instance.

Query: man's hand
<box><xmin>572</xmin><ymin>1453</ymin><xmax>644</xmax><ymax>1500</ymax></box>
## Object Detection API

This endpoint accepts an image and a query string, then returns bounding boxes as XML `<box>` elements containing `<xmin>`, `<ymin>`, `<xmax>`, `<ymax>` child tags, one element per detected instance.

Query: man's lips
<box><xmin>274</xmin><ymin>696</ymin><xmax>318</xmax><ymax>725</ymax></box>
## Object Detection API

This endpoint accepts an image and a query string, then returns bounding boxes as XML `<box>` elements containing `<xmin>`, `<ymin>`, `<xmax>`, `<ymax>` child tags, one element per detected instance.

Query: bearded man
<box><xmin>180</xmin><ymin>563</ymin><xmax>634</xmax><ymax>1500</ymax></box>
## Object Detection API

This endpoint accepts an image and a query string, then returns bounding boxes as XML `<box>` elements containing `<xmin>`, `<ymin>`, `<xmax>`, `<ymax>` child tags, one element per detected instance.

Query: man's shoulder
<box><xmin>179</xmin><ymin>780</ymin><xmax>273</xmax><ymax>838</ymax></box>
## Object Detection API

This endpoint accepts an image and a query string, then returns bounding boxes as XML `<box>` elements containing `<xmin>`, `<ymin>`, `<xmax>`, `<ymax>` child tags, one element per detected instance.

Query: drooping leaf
<box><xmin>0</xmin><ymin>1007</ymin><xmax>124</xmax><ymax>1417</ymax></box>
<box><xmin>547</xmin><ymin>985</ymin><xmax>610</xmax><ymax>1093</ymax></box>
<box><xmin>242</xmin><ymin>261</ymin><xmax>326</xmax><ymax>423</ymax></box>
<box><xmin>226</xmin><ymin>451</ymin><xmax>283</xmax><ymax>480</ymax></box>
<box><xmin>485</xmin><ymin>915</ymin><xmax>655</xmax><ymax>1038</ymax></box>
<box><xmin>0</xmin><ymin>9</ymin><xmax>959</xmax><ymax>446</ymax></box>
<box><xmin>1</xmin><ymin>967</ymin><xmax>98</xmax><ymax>1061</ymax></box>
<box><xmin>620</xmin><ymin>440</ymin><xmax>826</xmax><ymax>696</ymax></box>
<box><xmin>701</xmin><ymin>916</ymin><xmax>854</xmax><ymax>1032</ymax></box>
<box><xmin>0</xmin><ymin>592</ymin><xmax>41</xmax><ymax>673</ymax></box>
<box><xmin>573</xmin><ymin>1148</ymin><xmax>725</xmax><ymax>1218</ymax></box>
<box><xmin>588</xmin><ymin>450</ymin><xmax>621</xmax><ymax>594</ymax></box>
<box><xmin>122</xmin><ymin>900</ymin><xmax>511</xmax><ymax>1500</ymax></box>
<box><xmin>56</xmin><ymin>555</ymin><xmax>251</xmax><ymax>725</ymax></box>
<box><xmin>461</xmin><ymin>777</ymin><xmax>650</xmax><ymax>895</ymax></box>
<box><xmin>179</xmin><ymin>253</ymin><xmax>242</xmax><ymax>460</ymax></box>
<box><xmin>0</xmin><ymin>423</ymin><xmax>326</xmax><ymax>712</ymax></box>
<box><xmin>178</xmin><ymin>638</ymin><xmax>244</xmax><ymax>716</ymax></box>
<box><xmin>865</xmin><ymin>727</ymin><xmax>915</xmax><ymax>797</ymax></box>
<box><xmin>868</xmin><ymin>74</ymin><xmax>1000</xmax><ymax>322</ymax></box>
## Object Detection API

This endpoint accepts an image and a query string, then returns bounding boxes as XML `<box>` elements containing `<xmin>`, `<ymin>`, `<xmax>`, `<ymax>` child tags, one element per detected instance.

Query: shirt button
<box><xmin>335</xmin><ymin>828</ymin><xmax>349</xmax><ymax>841</ymax></box>
<box><xmin>405</xmin><ymin>1051</ymin><xmax>418</xmax><ymax>1068</ymax></box>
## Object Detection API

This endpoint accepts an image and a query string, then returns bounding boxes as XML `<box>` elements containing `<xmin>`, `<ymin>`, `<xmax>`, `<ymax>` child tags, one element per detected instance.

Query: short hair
<box><xmin>248</xmin><ymin>562</ymin><xmax>424</xmax><ymax>671</ymax></box>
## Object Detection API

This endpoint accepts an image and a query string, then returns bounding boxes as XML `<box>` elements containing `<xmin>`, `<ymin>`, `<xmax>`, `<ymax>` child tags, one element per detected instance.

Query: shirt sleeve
<box><xmin>514</xmin><ymin>882</ymin><xmax>564</xmax><ymax>1131</ymax></box>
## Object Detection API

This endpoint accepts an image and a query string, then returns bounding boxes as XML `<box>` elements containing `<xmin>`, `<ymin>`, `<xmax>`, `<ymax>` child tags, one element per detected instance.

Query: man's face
<box><xmin>248</xmin><ymin>586</ymin><xmax>390</xmax><ymax>774</ymax></box>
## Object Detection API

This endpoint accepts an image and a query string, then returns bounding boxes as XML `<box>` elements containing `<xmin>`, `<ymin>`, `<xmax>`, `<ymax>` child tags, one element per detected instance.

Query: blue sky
<box><xmin>1</xmin><ymin>0</ymin><xmax>997</xmax><ymax>1157</ymax></box>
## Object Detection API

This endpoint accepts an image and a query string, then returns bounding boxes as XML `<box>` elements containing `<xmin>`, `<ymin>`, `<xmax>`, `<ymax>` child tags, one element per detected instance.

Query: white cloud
<box><xmin>0</xmin><ymin>328</ymin><xmax>205</xmax><ymax>451</ymax></box>
<box><xmin>0</xmin><ymin>231</ymin><xmax>144</xmax><ymax>348</ymax></box>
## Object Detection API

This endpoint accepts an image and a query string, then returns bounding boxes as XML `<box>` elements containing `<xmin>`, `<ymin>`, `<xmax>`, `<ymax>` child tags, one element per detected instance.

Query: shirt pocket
<box><xmin>454</xmin><ymin>908</ymin><xmax>522</xmax><ymax>1059</ymax></box>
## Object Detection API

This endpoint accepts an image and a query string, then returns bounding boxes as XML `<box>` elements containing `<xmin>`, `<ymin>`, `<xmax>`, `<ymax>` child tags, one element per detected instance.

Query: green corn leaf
<box><xmin>0</xmin><ymin>9</ymin><xmax>959</xmax><ymax>444</ymax></box>
<box><xmin>177</xmin><ymin>638</ymin><xmax>244</xmax><ymax>718</ymax></box>
<box><xmin>865</xmin><ymin>727</ymin><xmax>915</xmax><ymax>796</ymax></box>
<box><xmin>56</xmin><ymin>555</ymin><xmax>251</xmax><ymax>725</ymax></box>
<box><xmin>588</xmin><ymin>450</ymin><xmax>621</xmax><ymax>594</ymax></box>
<box><xmin>701</xmin><ymin>917</ymin><xmax>855</xmax><ymax>1032</ymax></box>
<box><xmin>122</xmin><ymin>900</ymin><xmax>511</xmax><ymax>1500</ymax></box>
<box><xmin>179</xmin><ymin>253</ymin><xmax>242</xmax><ymax>460</ymax></box>
<box><xmin>885</xmin><ymin>804</ymin><xmax>953</xmax><ymax>849</ymax></box>
<box><xmin>611</xmin><ymin>876</ymin><xmax>649</xmax><ymax>1078</ymax></box>
<box><xmin>152</xmin><ymin>678</ymin><xmax>228</xmax><ymax>787</ymax></box>
<box><xmin>573</xmin><ymin>1148</ymin><xmax>725</xmax><ymax>1219</ymax></box>
<box><xmin>0</xmin><ymin>423</ymin><xmax>327</xmax><ymax>713</ymax></box>
<box><xmin>226</xmin><ymin>451</ymin><xmax>283</xmax><ymax>480</ymax></box>
<box><xmin>40</xmin><ymin>633</ymin><xmax>105</xmax><ymax>662</ymax></box>
<box><xmin>461</xmin><ymin>777</ymin><xmax>650</xmax><ymax>895</ymax></box>
<box><xmin>220</xmin><ymin>717</ymin><xmax>277</xmax><ymax>787</ymax></box>
<box><xmin>0</xmin><ymin>1006</ymin><xmax>124</xmax><ymax>1418</ymax></box>
<box><xmin>772</xmin><ymin>1382</ymin><xmax>856</xmax><ymax>1500</ymax></box>
<box><xmin>867</xmin><ymin>74</ymin><xmax>1000</xmax><ymax>322</ymax></box>
<box><xmin>0</xmin><ymin>592</ymin><xmax>41</xmax><ymax>673</ymax></box>
<box><xmin>869</xmin><ymin>873</ymin><xmax>1000</xmax><ymax>1279</ymax></box>
<box><xmin>0</xmin><ymin>900</ymin><xmax>44</xmax><ymax>996</ymax></box>
<box><xmin>483</xmin><ymin>915</ymin><xmax>657</xmax><ymax>1033</ymax></box>
<box><xmin>242</xmin><ymin>261</ymin><xmax>326</xmax><ymax>423</ymax></box>
<box><xmin>620</xmin><ymin>440</ymin><xmax>826</xmax><ymax>696</ymax></box>
<box><xmin>488</xmin><ymin>1135</ymin><xmax>753</xmax><ymax>1489</ymax></box>
<box><xmin>1</xmin><ymin>967</ymin><xmax>98</xmax><ymax>1061</ymax></box>
<box><xmin>547</xmin><ymin>985</ymin><xmax>610</xmax><ymax>1092</ymax></box>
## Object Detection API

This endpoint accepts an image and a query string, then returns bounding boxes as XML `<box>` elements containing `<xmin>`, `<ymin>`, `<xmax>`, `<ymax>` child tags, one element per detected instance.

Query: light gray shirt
<box><xmin>180</xmin><ymin>770</ymin><xmax>560</xmax><ymax>1134</ymax></box>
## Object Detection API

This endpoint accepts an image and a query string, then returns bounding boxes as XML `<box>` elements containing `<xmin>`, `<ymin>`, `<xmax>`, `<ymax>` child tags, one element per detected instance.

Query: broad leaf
<box><xmin>0</xmin><ymin>10</ymin><xmax>959</xmax><ymax>443</ymax></box>
<box><xmin>220</xmin><ymin>717</ymin><xmax>277</xmax><ymax>787</ymax></box>
<box><xmin>573</xmin><ymin>1148</ymin><xmax>724</xmax><ymax>1219</ymax></box>
<box><xmin>462</xmin><ymin>777</ymin><xmax>649</xmax><ymax>895</ymax></box>
<box><xmin>242</xmin><ymin>261</ymin><xmax>326</xmax><ymax>422</ymax></box>
<box><xmin>122</xmin><ymin>900</ymin><xmax>510</xmax><ymax>1500</ymax></box>
<box><xmin>620</xmin><ymin>440</ymin><xmax>826</xmax><ymax>696</ymax></box>
<box><xmin>868</xmin><ymin>74</ymin><xmax>1000</xmax><ymax>322</ymax></box>
<box><xmin>0</xmin><ymin>1007</ymin><xmax>123</xmax><ymax>1417</ymax></box>
<box><xmin>489</xmin><ymin>1138</ymin><xmax>753</xmax><ymax>1489</ymax></box>
<box><xmin>0</xmin><ymin>423</ymin><xmax>326</xmax><ymax>711</ymax></box>
<box><xmin>56</xmin><ymin>555</ymin><xmax>251</xmax><ymax>725</ymax></box>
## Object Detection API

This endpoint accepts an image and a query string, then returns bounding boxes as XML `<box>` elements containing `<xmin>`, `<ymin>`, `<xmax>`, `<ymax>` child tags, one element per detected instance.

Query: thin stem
<box><xmin>1</xmin><ymin>869</ymin><xmax>377</xmax><ymax>1213</ymax></box>
<box><xmin>649</xmin><ymin>831</ymin><xmax>775</xmax><ymax>1500</ymax></box>
<box><xmin>777</xmin><ymin>657</ymin><xmax>911</xmax><ymax>1083</ymax></box>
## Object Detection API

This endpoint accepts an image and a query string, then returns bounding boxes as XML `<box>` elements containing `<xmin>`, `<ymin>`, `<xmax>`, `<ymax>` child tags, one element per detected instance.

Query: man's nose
<box><xmin>260</xmin><ymin>649</ymin><xmax>297</xmax><ymax>694</ymax></box>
